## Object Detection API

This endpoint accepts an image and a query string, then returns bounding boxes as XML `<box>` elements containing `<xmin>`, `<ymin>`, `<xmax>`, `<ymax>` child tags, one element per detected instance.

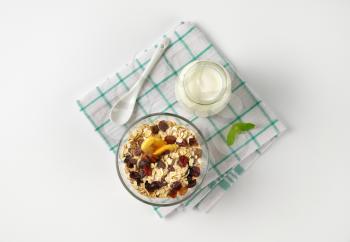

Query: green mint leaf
<box><xmin>234</xmin><ymin>123</ymin><xmax>256</xmax><ymax>131</ymax></box>
<box><xmin>226</xmin><ymin>122</ymin><xmax>256</xmax><ymax>146</ymax></box>
<box><xmin>226</xmin><ymin>126</ymin><xmax>239</xmax><ymax>146</ymax></box>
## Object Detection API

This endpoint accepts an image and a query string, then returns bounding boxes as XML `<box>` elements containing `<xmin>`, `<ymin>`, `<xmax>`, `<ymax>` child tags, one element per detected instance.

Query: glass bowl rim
<box><xmin>115</xmin><ymin>112</ymin><xmax>210</xmax><ymax>207</ymax></box>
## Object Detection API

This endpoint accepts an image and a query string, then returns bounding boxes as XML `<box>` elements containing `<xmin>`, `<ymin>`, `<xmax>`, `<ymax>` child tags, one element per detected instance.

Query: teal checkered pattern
<box><xmin>76</xmin><ymin>22</ymin><xmax>286</xmax><ymax>218</ymax></box>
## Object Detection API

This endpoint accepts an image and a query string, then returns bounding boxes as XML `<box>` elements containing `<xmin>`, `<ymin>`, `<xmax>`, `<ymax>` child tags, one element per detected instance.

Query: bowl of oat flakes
<box><xmin>116</xmin><ymin>113</ymin><xmax>209</xmax><ymax>206</ymax></box>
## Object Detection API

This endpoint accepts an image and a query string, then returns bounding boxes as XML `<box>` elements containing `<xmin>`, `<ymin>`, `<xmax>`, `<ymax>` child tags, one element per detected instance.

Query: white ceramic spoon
<box><xmin>109</xmin><ymin>37</ymin><xmax>170</xmax><ymax>125</ymax></box>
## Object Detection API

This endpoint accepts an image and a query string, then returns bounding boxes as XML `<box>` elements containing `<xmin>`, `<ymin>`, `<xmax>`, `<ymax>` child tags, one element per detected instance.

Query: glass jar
<box><xmin>175</xmin><ymin>60</ymin><xmax>232</xmax><ymax>117</ymax></box>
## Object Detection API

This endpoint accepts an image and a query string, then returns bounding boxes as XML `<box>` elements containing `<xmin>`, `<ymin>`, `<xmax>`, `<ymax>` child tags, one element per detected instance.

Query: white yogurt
<box><xmin>175</xmin><ymin>60</ymin><xmax>232</xmax><ymax>117</ymax></box>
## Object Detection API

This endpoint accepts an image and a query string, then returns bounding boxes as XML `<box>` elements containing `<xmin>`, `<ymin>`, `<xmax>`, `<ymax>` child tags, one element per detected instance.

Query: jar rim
<box><xmin>182</xmin><ymin>61</ymin><xmax>228</xmax><ymax>105</ymax></box>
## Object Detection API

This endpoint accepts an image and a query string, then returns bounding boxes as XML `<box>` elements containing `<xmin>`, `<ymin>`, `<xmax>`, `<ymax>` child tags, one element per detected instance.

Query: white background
<box><xmin>0</xmin><ymin>0</ymin><xmax>349</xmax><ymax>241</ymax></box>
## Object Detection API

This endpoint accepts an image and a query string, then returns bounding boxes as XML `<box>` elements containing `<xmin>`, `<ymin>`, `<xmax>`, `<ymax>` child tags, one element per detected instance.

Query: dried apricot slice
<box><xmin>141</xmin><ymin>136</ymin><xmax>166</xmax><ymax>154</ymax></box>
<box><xmin>152</xmin><ymin>144</ymin><xmax>178</xmax><ymax>156</ymax></box>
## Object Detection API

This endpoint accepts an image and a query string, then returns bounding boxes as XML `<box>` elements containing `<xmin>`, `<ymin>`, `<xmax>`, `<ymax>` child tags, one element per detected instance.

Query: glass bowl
<box><xmin>115</xmin><ymin>113</ymin><xmax>209</xmax><ymax>207</ymax></box>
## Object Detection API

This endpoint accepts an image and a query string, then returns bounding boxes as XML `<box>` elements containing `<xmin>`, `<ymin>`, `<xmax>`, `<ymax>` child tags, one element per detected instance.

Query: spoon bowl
<box><xmin>109</xmin><ymin>38</ymin><xmax>170</xmax><ymax>125</ymax></box>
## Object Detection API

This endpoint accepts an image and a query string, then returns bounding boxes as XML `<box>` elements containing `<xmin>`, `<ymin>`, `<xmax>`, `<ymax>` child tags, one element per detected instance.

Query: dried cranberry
<box><xmin>178</xmin><ymin>155</ymin><xmax>189</xmax><ymax>167</ymax></box>
<box><xmin>158</xmin><ymin>120</ymin><xmax>169</xmax><ymax>131</ymax></box>
<box><xmin>176</xmin><ymin>139</ymin><xmax>188</xmax><ymax>147</ymax></box>
<box><xmin>178</xmin><ymin>186</ymin><xmax>188</xmax><ymax>196</ymax></box>
<box><xmin>133</xmin><ymin>147</ymin><xmax>142</xmax><ymax>156</ymax></box>
<box><xmin>143</xmin><ymin>166</ymin><xmax>152</xmax><ymax>176</ymax></box>
<box><xmin>129</xmin><ymin>171</ymin><xmax>141</xmax><ymax>180</ymax></box>
<box><xmin>187</xmin><ymin>178</ymin><xmax>197</xmax><ymax>188</ymax></box>
<box><xmin>157</xmin><ymin>160</ymin><xmax>166</xmax><ymax>169</ymax></box>
<box><xmin>168</xmin><ymin>181</ymin><xmax>182</xmax><ymax>198</ymax></box>
<box><xmin>188</xmin><ymin>137</ymin><xmax>198</xmax><ymax>146</ymax></box>
<box><xmin>168</xmin><ymin>190</ymin><xmax>177</xmax><ymax>198</ymax></box>
<box><xmin>171</xmin><ymin>181</ymin><xmax>182</xmax><ymax>191</ymax></box>
<box><xmin>189</xmin><ymin>166</ymin><xmax>200</xmax><ymax>177</ymax></box>
<box><xmin>164</xmin><ymin>135</ymin><xmax>176</xmax><ymax>144</ymax></box>
<box><xmin>151</xmin><ymin>125</ymin><xmax>159</xmax><ymax>134</ymax></box>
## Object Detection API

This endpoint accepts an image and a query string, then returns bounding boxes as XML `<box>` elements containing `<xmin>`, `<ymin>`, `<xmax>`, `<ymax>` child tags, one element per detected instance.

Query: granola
<box><xmin>120</xmin><ymin>120</ymin><xmax>202</xmax><ymax>198</ymax></box>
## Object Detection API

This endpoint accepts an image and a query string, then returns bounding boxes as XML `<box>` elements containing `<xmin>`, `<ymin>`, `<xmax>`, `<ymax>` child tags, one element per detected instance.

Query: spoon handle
<box><xmin>109</xmin><ymin>38</ymin><xmax>171</xmax><ymax>126</ymax></box>
<box><xmin>132</xmin><ymin>37</ymin><xmax>170</xmax><ymax>93</ymax></box>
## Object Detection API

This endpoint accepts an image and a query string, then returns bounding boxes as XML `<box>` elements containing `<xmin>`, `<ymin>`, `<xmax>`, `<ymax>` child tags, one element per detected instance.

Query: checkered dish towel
<box><xmin>76</xmin><ymin>21</ymin><xmax>286</xmax><ymax>218</ymax></box>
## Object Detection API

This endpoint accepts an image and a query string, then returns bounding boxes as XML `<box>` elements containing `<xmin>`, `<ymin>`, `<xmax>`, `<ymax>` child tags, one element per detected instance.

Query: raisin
<box><xmin>152</xmin><ymin>181</ymin><xmax>163</xmax><ymax>189</ymax></box>
<box><xmin>139</xmin><ymin>169</ymin><xmax>146</xmax><ymax>179</ymax></box>
<box><xmin>145</xmin><ymin>181</ymin><xmax>156</xmax><ymax>192</ymax></box>
<box><xmin>168</xmin><ymin>181</ymin><xmax>182</xmax><ymax>198</ymax></box>
<box><xmin>133</xmin><ymin>147</ymin><xmax>142</xmax><ymax>156</ymax></box>
<box><xmin>187</xmin><ymin>178</ymin><xmax>197</xmax><ymax>188</ymax></box>
<box><xmin>189</xmin><ymin>166</ymin><xmax>200</xmax><ymax>177</ymax></box>
<box><xmin>178</xmin><ymin>155</ymin><xmax>189</xmax><ymax>167</ymax></box>
<box><xmin>188</xmin><ymin>137</ymin><xmax>198</xmax><ymax>146</ymax></box>
<box><xmin>123</xmin><ymin>155</ymin><xmax>132</xmax><ymax>164</ymax></box>
<box><xmin>136</xmin><ymin>178</ymin><xmax>143</xmax><ymax>186</ymax></box>
<box><xmin>138</xmin><ymin>159</ymin><xmax>150</xmax><ymax>168</ymax></box>
<box><xmin>158</xmin><ymin>120</ymin><xmax>169</xmax><ymax>131</ymax></box>
<box><xmin>145</xmin><ymin>181</ymin><xmax>163</xmax><ymax>192</ymax></box>
<box><xmin>162</xmin><ymin>150</ymin><xmax>170</xmax><ymax>155</ymax></box>
<box><xmin>168</xmin><ymin>165</ymin><xmax>175</xmax><ymax>172</ymax></box>
<box><xmin>164</xmin><ymin>135</ymin><xmax>176</xmax><ymax>144</ymax></box>
<box><xmin>138</xmin><ymin>158</ymin><xmax>152</xmax><ymax>177</ymax></box>
<box><xmin>127</xmin><ymin>158</ymin><xmax>137</xmax><ymax>168</ymax></box>
<box><xmin>176</xmin><ymin>139</ymin><xmax>188</xmax><ymax>147</ymax></box>
<box><xmin>129</xmin><ymin>171</ymin><xmax>141</xmax><ymax>180</ymax></box>
<box><xmin>151</xmin><ymin>125</ymin><xmax>159</xmax><ymax>134</ymax></box>
<box><xmin>157</xmin><ymin>160</ymin><xmax>166</xmax><ymax>169</ymax></box>
<box><xmin>171</xmin><ymin>181</ymin><xmax>182</xmax><ymax>191</ymax></box>
<box><xmin>124</xmin><ymin>155</ymin><xmax>137</xmax><ymax>168</ymax></box>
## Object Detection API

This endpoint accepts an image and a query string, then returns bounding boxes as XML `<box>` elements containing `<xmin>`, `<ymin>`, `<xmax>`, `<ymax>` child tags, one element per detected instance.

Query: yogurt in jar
<box><xmin>175</xmin><ymin>60</ymin><xmax>232</xmax><ymax>117</ymax></box>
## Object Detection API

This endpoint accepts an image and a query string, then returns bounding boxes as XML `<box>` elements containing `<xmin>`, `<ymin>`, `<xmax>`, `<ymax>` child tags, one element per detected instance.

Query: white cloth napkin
<box><xmin>76</xmin><ymin>21</ymin><xmax>286</xmax><ymax>218</ymax></box>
